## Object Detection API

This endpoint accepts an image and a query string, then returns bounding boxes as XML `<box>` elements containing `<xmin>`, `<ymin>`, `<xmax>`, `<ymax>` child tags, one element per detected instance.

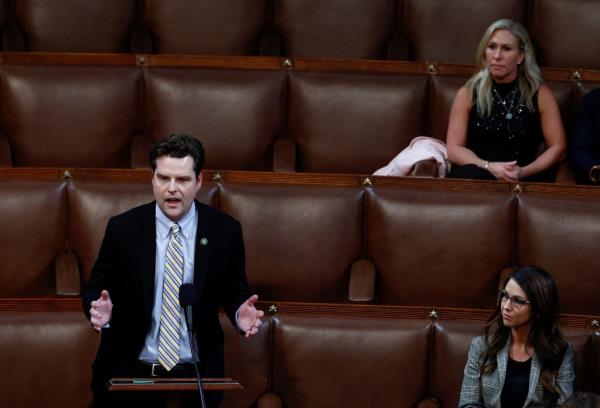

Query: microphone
<box><xmin>179</xmin><ymin>284</ymin><xmax>206</xmax><ymax>408</ymax></box>
<box><xmin>179</xmin><ymin>283</ymin><xmax>197</xmax><ymax>332</ymax></box>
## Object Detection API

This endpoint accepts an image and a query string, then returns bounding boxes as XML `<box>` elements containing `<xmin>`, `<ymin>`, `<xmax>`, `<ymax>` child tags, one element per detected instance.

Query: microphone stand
<box><xmin>184</xmin><ymin>308</ymin><xmax>206</xmax><ymax>408</ymax></box>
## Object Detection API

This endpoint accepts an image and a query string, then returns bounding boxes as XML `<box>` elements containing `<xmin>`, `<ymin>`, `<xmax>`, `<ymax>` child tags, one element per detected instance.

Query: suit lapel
<box><xmin>525</xmin><ymin>353</ymin><xmax>542</xmax><ymax>405</ymax></box>
<box><xmin>497</xmin><ymin>338</ymin><xmax>510</xmax><ymax>392</ymax></box>
<box><xmin>193</xmin><ymin>201</ymin><xmax>210</xmax><ymax>295</ymax></box>
<box><xmin>138</xmin><ymin>203</ymin><xmax>157</xmax><ymax>322</ymax></box>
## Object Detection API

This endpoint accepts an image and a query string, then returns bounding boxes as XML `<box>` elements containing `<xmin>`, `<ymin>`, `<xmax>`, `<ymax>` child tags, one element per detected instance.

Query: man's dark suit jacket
<box><xmin>570</xmin><ymin>87</ymin><xmax>600</xmax><ymax>183</ymax></box>
<box><xmin>83</xmin><ymin>200</ymin><xmax>252</xmax><ymax>392</ymax></box>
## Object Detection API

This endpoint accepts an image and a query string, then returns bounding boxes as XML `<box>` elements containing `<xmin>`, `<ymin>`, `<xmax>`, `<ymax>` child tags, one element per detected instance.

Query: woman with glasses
<box><xmin>459</xmin><ymin>266</ymin><xmax>574</xmax><ymax>407</ymax></box>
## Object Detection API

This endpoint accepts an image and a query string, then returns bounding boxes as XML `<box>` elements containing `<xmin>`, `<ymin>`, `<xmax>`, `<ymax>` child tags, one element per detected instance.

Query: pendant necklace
<box><xmin>493</xmin><ymin>87</ymin><xmax>516</xmax><ymax>120</ymax></box>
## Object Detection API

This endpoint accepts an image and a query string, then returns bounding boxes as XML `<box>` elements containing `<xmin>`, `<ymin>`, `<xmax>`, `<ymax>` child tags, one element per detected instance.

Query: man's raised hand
<box><xmin>237</xmin><ymin>295</ymin><xmax>264</xmax><ymax>338</ymax></box>
<box><xmin>89</xmin><ymin>290</ymin><xmax>113</xmax><ymax>332</ymax></box>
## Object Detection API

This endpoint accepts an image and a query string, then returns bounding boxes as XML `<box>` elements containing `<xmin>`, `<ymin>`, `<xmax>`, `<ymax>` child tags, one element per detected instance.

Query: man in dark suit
<box><xmin>570</xmin><ymin>88</ymin><xmax>600</xmax><ymax>184</ymax></box>
<box><xmin>84</xmin><ymin>134</ymin><xmax>263</xmax><ymax>407</ymax></box>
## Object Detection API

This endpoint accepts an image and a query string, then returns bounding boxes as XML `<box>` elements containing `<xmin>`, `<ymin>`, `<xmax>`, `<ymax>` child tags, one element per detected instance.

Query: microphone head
<box><xmin>179</xmin><ymin>283</ymin><xmax>198</xmax><ymax>307</ymax></box>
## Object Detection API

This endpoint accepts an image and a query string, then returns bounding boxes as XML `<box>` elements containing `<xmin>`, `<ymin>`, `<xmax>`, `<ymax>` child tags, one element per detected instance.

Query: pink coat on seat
<box><xmin>373</xmin><ymin>136</ymin><xmax>450</xmax><ymax>177</ymax></box>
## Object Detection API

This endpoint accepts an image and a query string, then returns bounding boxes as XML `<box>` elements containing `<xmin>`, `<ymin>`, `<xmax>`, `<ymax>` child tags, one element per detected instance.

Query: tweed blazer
<box><xmin>459</xmin><ymin>335</ymin><xmax>574</xmax><ymax>407</ymax></box>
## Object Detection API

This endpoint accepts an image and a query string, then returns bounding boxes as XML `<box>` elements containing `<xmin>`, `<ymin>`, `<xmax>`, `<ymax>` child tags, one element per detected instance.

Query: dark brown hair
<box><xmin>481</xmin><ymin>266</ymin><xmax>568</xmax><ymax>406</ymax></box>
<box><xmin>149</xmin><ymin>134</ymin><xmax>205</xmax><ymax>177</ymax></box>
<box><xmin>563</xmin><ymin>393</ymin><xmax>600</xmax><ymax>408</ymax></box>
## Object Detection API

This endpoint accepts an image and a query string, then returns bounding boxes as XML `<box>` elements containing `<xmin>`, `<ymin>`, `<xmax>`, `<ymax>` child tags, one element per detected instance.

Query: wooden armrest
<box><xmin>348</xmin><ymin>259</ymin><xmax>376</xmax><ymax>303</ymax></box>
<box><xmin>273</xmin><ymin>136</ymin><xmax>296</xmax><ymax>172</ymax></box>
<box><xmin>257</xmin><ymin>392</ymin><xmax>283</xmax><ymax>408</ymax></box>
<box><xmin>55</xmin><ymin>250</ymin><xmax>81</xmax><ymax>296</ymax></box>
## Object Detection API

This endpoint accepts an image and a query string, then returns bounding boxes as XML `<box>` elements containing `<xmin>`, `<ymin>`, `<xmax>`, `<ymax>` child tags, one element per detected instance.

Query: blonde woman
<box><xmin>447</xmin><ymin>19</ymin><xmax>565</xmax><ymax>182</ymax></box>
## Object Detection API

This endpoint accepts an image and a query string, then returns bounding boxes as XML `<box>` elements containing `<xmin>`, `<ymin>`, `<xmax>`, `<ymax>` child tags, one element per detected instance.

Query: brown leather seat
<box><xmin>0</xmin><ymin>301</ymin><xmax>596</xmax><ymax>407</ymax></box>
<box><xmin>0</xmin><ymin>310</ymin><xmax>99</xmax><ymax>407</ymax></box>
<box><xmin>0</xmin><ymin>168</ymin><xmax>598</xmax><ymax>315</ymax></box>
<box><xmin>0</xmin><ymin>309</ymin><xmax>269</xmax><ymax>408</ymax></box>
<box><xmin>546</xmin><ymin>79</ymin><xmax>575</xmax><ymax>135</ymax></box>
<box><xmin>139</xmin><ymin>0</ymin><xmax>269</xmax><ymax>55</ymax></box>
<box><xmin>366</xmin><ymin>184</ymin><xmax>514</xmax><ymax>307</ymax></box>
<box><xmin>0</xmin><ymin>55</ymin><xmax>585</xmax><ymax>174</ymax></box>
<box><xmin>141</xmin><ymin>67</ymin><xmax>285</xmax><ymax>171</ymax></box>
<box><xmin>429</xmin><ymin>75</ymin><xmax>471</xmax><ymax>141</ymax></box>
<box><xmin>531</xmin><ymin>0</ymin><xmax>600</xmax><ymax>69</ymax></box>
<box><xmin>430</xmin><ymin>320</ymin><xmax>482</xmax><ymax>407</ymax></box>
<box><xmin>0</xmin><ymin>180</ymin><xmax>67</xmax><ymax>296</ymax></box>
<box><xmin>0</xmin><ymin>65</ymin><xmax>141</xmax><ymax>167</ymax></box>
<box><xmin>273</xmin><ymin>0</ymin><xmax>398</xmax><ymax>59</ymax></box>
<box><xmin>288</xmin><ymin>71</ymin><xmax>429</xmax><ymax>173</ymax></box>
<box><xmin>270</xmin><ymin>313</ymin><xmax>431</xmax><ymax>407</ymax></box>
<box><xmin>0</xmin><ymin>0</ymin><xmax>8</xmax><ymax>44</ymax></box>
<box><xmin>401</xmin><ymin>0</ymin><xmax>526</xmax><ymax>64</ymax></box>
<box><xmin>219</xmin><ymin>181</ymin><xmax>364</xmax><ymax>302</ymax></box>
<box><xmin>221</xmin><ymin>314</ymin><xmax>271</xmax><ymax>408</ymax></box>
<box><xmin>515</xmin><ymin>191</ymin><xmax>600</xmax><ymax>315</ymax></box>
<box><xmin>5</xmin><ymin>0</ymin><xmax>137</xmax><ymax>52</ymax></box>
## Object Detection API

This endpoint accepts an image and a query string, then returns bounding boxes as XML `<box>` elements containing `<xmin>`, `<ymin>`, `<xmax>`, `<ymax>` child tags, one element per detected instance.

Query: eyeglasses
<box><xmin>497</xmin><ymin>290</ymin><xmax>531</xmax><ymax>309</ymax></box>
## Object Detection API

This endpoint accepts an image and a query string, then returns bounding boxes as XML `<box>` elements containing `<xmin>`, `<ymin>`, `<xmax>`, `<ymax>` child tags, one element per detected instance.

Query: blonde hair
<box><xmin>466</xmin><ymin>19</ymin><xmax>542</xmax><ymax>116</ymax></box>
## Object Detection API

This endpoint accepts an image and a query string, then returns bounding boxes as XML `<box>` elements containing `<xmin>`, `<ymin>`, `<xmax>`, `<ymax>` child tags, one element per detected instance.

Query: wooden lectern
<box><xmin>109</xmin><ymin>377</ymin><xmax>243</xmax><ymax>407</ymax></box>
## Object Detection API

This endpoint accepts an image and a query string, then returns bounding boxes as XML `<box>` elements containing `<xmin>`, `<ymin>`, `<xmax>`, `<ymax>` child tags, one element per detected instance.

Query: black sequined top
<box><xmin>468</xmin><ymin>80</ymin><xmax>543</xmax><ymax>167</ymax></box>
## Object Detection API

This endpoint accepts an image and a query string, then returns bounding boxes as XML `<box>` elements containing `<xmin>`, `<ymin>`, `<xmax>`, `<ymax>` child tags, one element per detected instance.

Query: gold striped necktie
<box><xmin>158</xmin><ymin>223</ymin><xmax>184</xmax><ymax>371</ymax></box>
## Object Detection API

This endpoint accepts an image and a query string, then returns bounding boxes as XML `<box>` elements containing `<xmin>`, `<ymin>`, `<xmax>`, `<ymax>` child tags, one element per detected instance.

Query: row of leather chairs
<box><xmin>2</xmin><ymin>168</ymin><xmax>599</xmax><ymax>316</ymax></box>
<box><xmin>0</xmin><ymin>301</ymin><xmax>597</xmax><ymax>408</ymax></box>
<box><xmin>0</xmin><ymin>0</ymin><xmax>599</xmax><ymax>69</ymax></box>
<box><xmin>0</xmin><ymin>54</ymin><xmax>599</xmax><ymax>176</ymax></box>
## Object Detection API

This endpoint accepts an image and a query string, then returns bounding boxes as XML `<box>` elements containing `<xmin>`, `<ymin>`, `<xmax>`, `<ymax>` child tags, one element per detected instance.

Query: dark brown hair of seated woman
<box><xmin>563</xmin><ymin>392</ymin><xmax>600</xmax><ymax>408</ymax></box>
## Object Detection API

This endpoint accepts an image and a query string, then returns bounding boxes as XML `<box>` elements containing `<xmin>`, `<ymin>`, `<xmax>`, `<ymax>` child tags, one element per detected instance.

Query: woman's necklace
<box><xmin>493</xmin><ymin>87</ymin><xmax>517</xmax><ymax>120</ymax></box>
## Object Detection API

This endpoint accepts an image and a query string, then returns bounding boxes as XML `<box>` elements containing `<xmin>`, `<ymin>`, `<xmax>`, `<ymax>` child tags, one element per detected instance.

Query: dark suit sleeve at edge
<box><xmin>570</xmin><ymin>89</ymin><xmax>600</xmax><ymax>182</ymax></box>
<box><xmin>222</xmin><ymin>217</ymin><xmax>252</xmax><ymax>331</ymax></box>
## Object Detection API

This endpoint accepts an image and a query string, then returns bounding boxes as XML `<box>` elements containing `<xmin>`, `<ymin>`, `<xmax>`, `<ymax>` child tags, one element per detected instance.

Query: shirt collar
<box><xmin>155</xmin><ymin>202</ymin><xmax>197</xmax><ymax>240</ymax></box>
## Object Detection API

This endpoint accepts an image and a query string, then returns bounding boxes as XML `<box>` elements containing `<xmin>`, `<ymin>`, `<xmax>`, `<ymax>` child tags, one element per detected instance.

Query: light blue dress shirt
<box><xmin>138</xmin><ymin>203</ymin><xmax>198</xmax><ymax>364</ymax></box>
